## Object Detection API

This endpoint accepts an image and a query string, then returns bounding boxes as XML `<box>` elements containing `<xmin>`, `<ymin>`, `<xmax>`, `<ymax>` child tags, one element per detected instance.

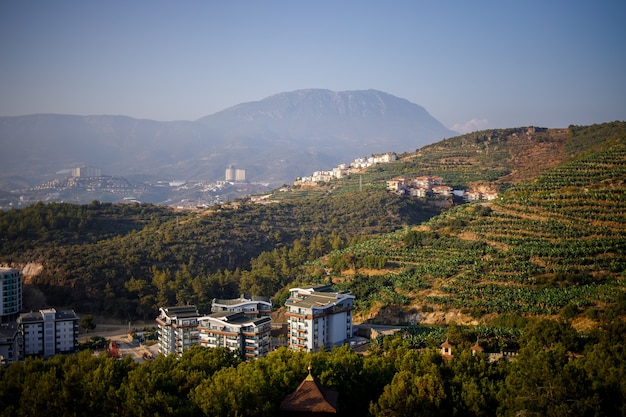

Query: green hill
<box><xmin>318</xmin><ymin>122</ymin><xmax>626</xmax><ymax>326</ymax></box>
<box><xmin>1</xmin><ymin>122</ymin><xmax>624</xmax><ymax>325</ymax></box>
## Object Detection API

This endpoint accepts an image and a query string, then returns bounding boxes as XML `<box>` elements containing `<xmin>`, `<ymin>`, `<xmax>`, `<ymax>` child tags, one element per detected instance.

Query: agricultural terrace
<box><xmin>327</xmin><ymin>125</ymin><xmax>626</xmax><ymax>320</ymax></box>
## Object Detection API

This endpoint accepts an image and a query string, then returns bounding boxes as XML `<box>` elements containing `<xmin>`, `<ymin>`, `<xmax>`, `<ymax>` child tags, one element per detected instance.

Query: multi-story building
<box><xmin>0</xmin><ymin>267</ymin><xmax>22</xmax><ymax>322</ymax></box>
<box><xmin>285</xmin><ymin>285</ymin><xmax>354</xmax><ymax>352</ymax></box>
<box><xmin>225</xmin><ymin>166</ymin><xmax>246</xmax><ymax>182</ymax></box>
<box><xmin>0</xmin><ymin>322</ymin><xmax>18</xmax><ymax>365</ymax></box>
<box><xmin>235</xmin><ymin>169</ymin><xmax>246</xmax><ymax>182</ymax></box>
<box><xmin>211</xmin><ymin>294</ymin><xmax>272</xmax><ymax>317</ymax></box>
<box><xmin>198</xmin><ymin>311</ymin><xmax>271</xmax><ymax>360</ymax></box>
<box><xmin>156</xmin><ymin>301</ymin><xmax>273</xmax><ymax>360</ymax></box>
<box><xmin>156</xmin><ymin>305</ymin><xmax>201</xmax><ymax>357</ymax></box>
<box><xmin>225</xmin><ymin>165</ymin><xmax>236</xmax><ymax>181</ymax></box>
<box><xmin>17</xmin><ymin>308</ymin><xmax>79</xmax><ymax>358</ymax></box>
<box><xmin>71</xmin><ymin>165</ymin><xmax>101</xmax><ymax>177</ymax></box>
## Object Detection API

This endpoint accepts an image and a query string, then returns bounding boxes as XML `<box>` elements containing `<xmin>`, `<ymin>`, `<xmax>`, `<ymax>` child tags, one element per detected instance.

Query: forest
<box><xmin>0</xmin><ymin>190</ymin><xmax>439</xmax><ymax>319</ymax></box>
<box><xmin>1</xmin><ymin>314</ymin><xmax>625</xmax><ymax>417</ymax></box>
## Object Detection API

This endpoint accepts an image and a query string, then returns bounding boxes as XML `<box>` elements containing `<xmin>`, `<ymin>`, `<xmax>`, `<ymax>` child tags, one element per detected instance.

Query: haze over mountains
<box><xmin>0</xmin><ymin>89</ymin><xmax>456</xmax><ymax>193</ymax></box>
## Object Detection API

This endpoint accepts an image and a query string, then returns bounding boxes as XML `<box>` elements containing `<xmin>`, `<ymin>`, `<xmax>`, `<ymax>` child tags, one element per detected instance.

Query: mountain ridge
<box><xmin>0</xmin><ymin>89</ymin><xmax>456</xmax><ymax>194</ymax></box>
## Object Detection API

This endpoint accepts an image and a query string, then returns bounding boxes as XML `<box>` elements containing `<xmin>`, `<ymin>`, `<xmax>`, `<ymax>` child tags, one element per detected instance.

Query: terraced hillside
<box><xmin>272</xmin><ymin>125</ymin><xmax>575</xmax><ymax>202</ymax></box>
<box><xmin>317</xmin><ymin>122</ymin><xmax>626</xmax><ymax>325</ymax></box>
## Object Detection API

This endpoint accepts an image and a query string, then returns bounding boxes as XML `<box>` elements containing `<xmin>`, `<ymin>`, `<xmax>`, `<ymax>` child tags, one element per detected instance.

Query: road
<box><xmin>80</xmin><ymin>324</ymin><xmax>159</xmax><ymax>363</ymax></box>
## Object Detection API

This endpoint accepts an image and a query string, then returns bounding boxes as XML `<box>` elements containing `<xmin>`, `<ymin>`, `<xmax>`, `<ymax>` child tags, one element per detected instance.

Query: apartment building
<box><xmin>71</xmin><ymin>165</ymin><xmax>101</xmax><ymax>177</ymax></box>
<box><xmin>211</xmin><ymin>294</ymin><xmax>271</xmax><ymax>317</ymax></box>
<box><xmin>157</xmin><ymin>299</ymin><xmax>273</xmax><ymax>359</ymax></box>
<box><xmin>156</xmin><ymin>305</ymin><xmax>201</xmax><ymax>357</ymax></box>
<box><xmin>17</xmin><ymin>308</ymin><xmax>79</xmax><ymax>358</ymax></box>
<box><xmin>225</xmin><ymin>166</ymin><xmax>246</xmax><ymax>182</ymax></box>
<box><xmin>285</xmin><ymin>285</ymin><xmax>354</xmax><ymax>352</ymax></box>
<box><xmin>0</xmin><ymin>267</ymin><xmax>22</xmax><ymax>322</ymax></box>
<box><xmin>0</xmin><ymin>322</ymin><xmax>18</xmax><ymax>365</ymax></box>
<box><xmin>198</xmin><ymin>311</ymin><xmax>271</xmax><ymax>360</ymax></box>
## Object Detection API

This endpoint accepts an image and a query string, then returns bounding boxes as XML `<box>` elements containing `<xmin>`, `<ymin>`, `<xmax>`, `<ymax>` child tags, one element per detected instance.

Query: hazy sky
<box><xmin>1</xmin><ymin>1</ymin><xmax>624</xmax><ymax>132</ymax></box>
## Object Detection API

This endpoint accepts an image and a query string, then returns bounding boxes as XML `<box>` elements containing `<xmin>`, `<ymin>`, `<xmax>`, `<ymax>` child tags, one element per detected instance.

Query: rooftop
<box><xmin>161</xmin><ymin>306</ymin><xmax>200</xmax><ymax>318</ymax></box>
<box><xmin>279</xmin><ymin>369</ymin><xmax>338</xmax><ymax>414</ymax></box>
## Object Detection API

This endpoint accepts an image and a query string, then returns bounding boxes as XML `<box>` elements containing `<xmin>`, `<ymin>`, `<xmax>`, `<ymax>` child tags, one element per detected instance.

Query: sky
<box><xmin>1</xmin><ymin>1</ymin><xmax>625</xmax><ymax>133</ymax></box>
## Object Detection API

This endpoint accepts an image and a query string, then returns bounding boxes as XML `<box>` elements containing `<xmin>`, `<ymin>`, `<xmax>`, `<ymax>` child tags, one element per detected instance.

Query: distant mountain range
<box><xmin>0</xmin><ymin>89</ymin><xmax>456</xmax><ymax>193</ymax></box>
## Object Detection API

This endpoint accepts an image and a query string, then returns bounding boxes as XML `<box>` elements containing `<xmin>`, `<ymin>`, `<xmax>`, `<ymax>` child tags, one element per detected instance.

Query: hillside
<box><xmin>0</xmin><ymin>122</ymin><xmax>624</xmax><ymax>326</ymax></box>
<box><xmin>317</xmin><ymin>122</ymin><xmax>626</xmax><ymax>326</ymax></box>
<box><xmin>0</xmin><ymin>190</ymin><xmax>439</xmax><ymax>319</ymax></box>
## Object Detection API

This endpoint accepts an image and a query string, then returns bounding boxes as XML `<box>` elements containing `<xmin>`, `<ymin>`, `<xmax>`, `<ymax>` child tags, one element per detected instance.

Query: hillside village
<box><xmin>294</xmin><ymin>153</ymin><xmax>398</xmax><ymax>184</ymax></box>
<box><xmin>386</xmin><ymin>175</ymin><xmax>499</xmax><ymax>201</ymax></box>
<box><xmin>290</xmin><ymin>151</ymin><xmax>499</xmax><ymax>202</ymax></box>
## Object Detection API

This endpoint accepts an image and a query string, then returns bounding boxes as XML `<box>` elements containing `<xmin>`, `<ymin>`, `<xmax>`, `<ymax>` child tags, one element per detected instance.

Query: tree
<box><xmin>499</xmin><ymin>341</ymin><xmax>598</xmax><ymax>417</ymax></box>
<box><xmin>79</xmin><ymin>314</ymin><xmax>96</xmax><ymax>332</ymax></box>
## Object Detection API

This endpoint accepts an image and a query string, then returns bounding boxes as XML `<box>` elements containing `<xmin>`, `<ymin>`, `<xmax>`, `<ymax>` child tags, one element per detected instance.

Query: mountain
<box><xmin>0</xmin><ymin>90</ymin><xmax>455</xmax><ymax>196</ymax></box>
<box><xmin>197</xmin><ymin>89</ymin><xmax>454</xmax><ymax>153</ymax></box>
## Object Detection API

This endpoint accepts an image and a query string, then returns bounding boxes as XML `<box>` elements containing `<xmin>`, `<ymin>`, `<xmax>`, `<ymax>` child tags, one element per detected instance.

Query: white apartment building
<box><xmin>71</xmin><ymin>165</ymin><xmax>101</xmax><ymax>177</ymax></box>
<box><xmin>285</xmin><ymin>285</ymin><xmax>354</xmax><ymax>352</ymax></box>
<box><xmin>211</xmin><ymin>295</ymin><xmax>272</xmax><ymax>317</ymax></box>
<box><xmin>156</xmin><ymin>305</ymin><xmax>201</xmax><ymax>357</ymax></box>
<box><xmin>0</xmin><ymin>267</ymin><xmax>22</xmax><ymax>321</ymax></box>
<box><xmin>225</xmin><ymin>166</ymin><xmax>246</xmax><ymax>182</ymax></box>
<box><xmin>198</xmin><ymin>311</ymin><xmax>271</xmax><ymax>360</ymax></box>
<box><xmin>17</xmin><ymin>308</ymin><xmax>79</xmax><ymax>358</ymax></box>
<box><xmin>157</xmin><ymin>299</ymin><xmax>273</xmax><ymax>359</ymax></box>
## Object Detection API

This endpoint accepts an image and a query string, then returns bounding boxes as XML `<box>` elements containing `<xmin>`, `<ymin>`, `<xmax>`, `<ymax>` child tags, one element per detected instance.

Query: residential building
<box><xmin>0</xmin><ymin>267</ymin><xmax>22</xmax><ymax>322</ymax></box>
<box><xmin>285</xmin><ymin>285</ymin><xmax>354</xmax><ymax>352</ymax></box>
<box><xmin>409</xmin><ymin>187</ymin><xmax>428</xmax><ymax>198</ymax></box>
<box><xmin>484</xmin><ymin>191</ymin><xmax>499</xmax><ymax>200</ymax></box>
<box><xmin>17</xmin><ymin>308</ymin><xmax>78</xmax><ymax>358</ymax></box>
<box><xmin>71</xmin><ymin>165</ymin><xmax>101</xmax><ymax>177</ymax></box>
<box><xmin>412</xmin><ymin>176</ymin><xmax>431</xmax><ymax>189</ymax></box>
<box><xmin>0</xmin><ymin>322</ymin><xmax>18</xmax><ymax>365</ymax></box>
<box><xmin>225</xmin><ymin>165</ymin><xmax>246</xmax><ymax>182</ymax></box>
<box><xmin>235</xmin><ymin>168</ymin><xmax>246</xmax><ymax>181</ymax></box>
<box><xmin>197</xmin><ymin>311</ymin><xmax>271</xmax><ymax>360</ymax></box>
<box><xmin>431</xmin><ymin>175</ymin><xmax>444</xmax><ymax>186</ymax></box>
<box><xmin>156</xmin><ymin>305</ymin><xmax>201</xmax><ymax>357</ymax></box>
<box><xmin>465</xmin><ymin>190</ymin><xmax>482</xmax><ymax>201</ymax></box>
<box><xmin>431</xmin><ymin>185</ymin><xmax>453</xmax><ymax>196</ymax></box>
<box><xmin>212</xmin><ymin>294</ymin><xmax>272</xmax><ymax>317</ymax></box>
<box><xmin>386</xmin><ymin>177</ymin><xmax>407</xmax><ymax>193</ymax></box>
<box><xmin>156</xmin><ymin>300</ymin><xmax>273</xmax><ymax>359</ymax></box>
<box><xmin>225</xmin><ymin>165</ymin><xmax>236</xmax><ymax>181</ymax></box>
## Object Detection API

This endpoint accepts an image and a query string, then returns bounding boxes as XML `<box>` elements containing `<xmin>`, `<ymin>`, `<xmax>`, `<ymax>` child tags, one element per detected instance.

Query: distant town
<box><xmin>0</xmin><ymin>164</ymin><xmax>268</xmax><ymax>210</ymax></box>
<box><xmin>2</xmin><ymin>152</ymin><xmax>498</xmax><ymax>211</ymax></box>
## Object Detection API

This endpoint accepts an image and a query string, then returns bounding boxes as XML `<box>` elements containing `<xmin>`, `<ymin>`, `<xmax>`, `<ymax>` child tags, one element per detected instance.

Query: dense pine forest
<box><xmin>1</xmin><ymin>122</ymin><xmax>625</xmax><ymax>416</ymax></box>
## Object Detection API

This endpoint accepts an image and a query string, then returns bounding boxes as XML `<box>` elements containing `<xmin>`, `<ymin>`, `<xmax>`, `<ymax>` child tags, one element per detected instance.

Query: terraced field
<box><xmin>321</xmin><ymin>122</ymin><xmax>626</xmax><ymax>322</ymax></box>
